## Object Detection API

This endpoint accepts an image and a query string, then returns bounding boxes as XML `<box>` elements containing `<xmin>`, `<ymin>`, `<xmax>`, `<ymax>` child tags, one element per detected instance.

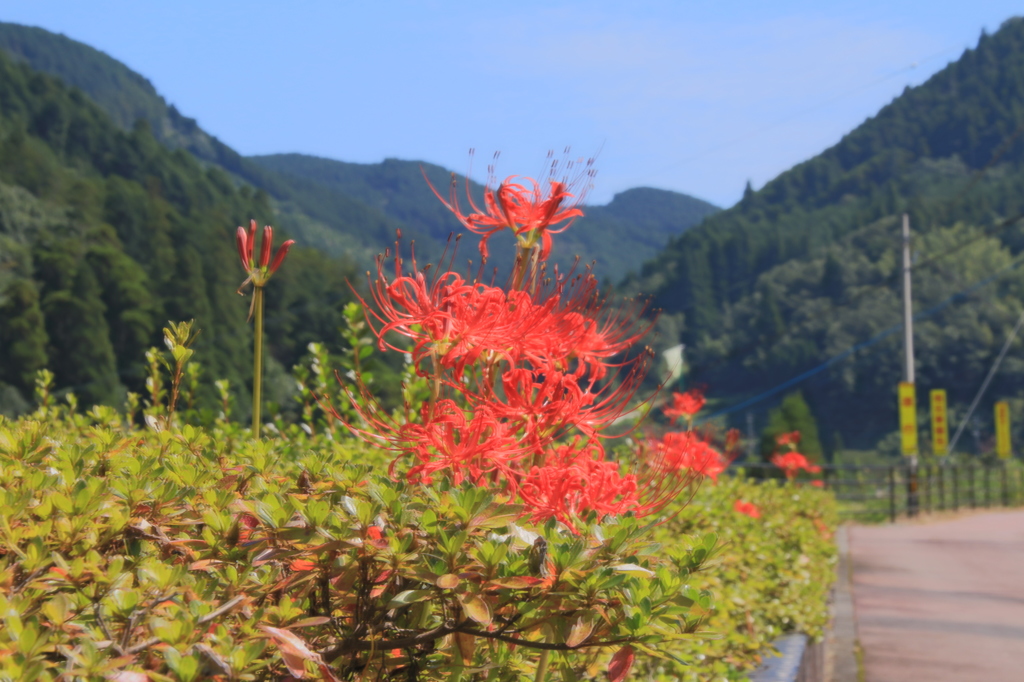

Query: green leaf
<box><xmin>610</xmin><ymin>563</ymin><xmax>656</xmax><ymax>578</ymax></box>
<box><xmin>388</xmin><ymin>590</ymin><xmax>432</xmax><ymax>608</ymax></box>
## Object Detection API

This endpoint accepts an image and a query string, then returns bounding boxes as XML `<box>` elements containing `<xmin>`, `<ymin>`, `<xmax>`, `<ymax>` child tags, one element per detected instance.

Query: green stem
<box><xmin>535</xmin><ymin>650</ymin><xmax>550</xmax><ymax>682</ymax></box>
<box><xmin>511</xmin><ymin>242</ymin><xmax>532</xmax><ymax>291</ymax></box>
<box><xmin>252</xmin><ymin>285</ymin><xmax>264</xmax><ymax>438</ymax></box>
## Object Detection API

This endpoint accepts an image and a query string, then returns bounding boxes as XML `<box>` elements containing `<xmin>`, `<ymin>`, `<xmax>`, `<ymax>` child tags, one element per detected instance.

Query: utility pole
<box><xmin>902</xmin><ymin>214</ymin><xmax>915</xmax><ymax>387</ymax></box>
<box><xmin>902</xmin><ymin>213</ymin><xmax>919</xmax><ymax>515</ymax></box>
<box><xmin>746</xmin><ymin>412</ymin><xmax>756</xmax><ymax>462</ymax></box>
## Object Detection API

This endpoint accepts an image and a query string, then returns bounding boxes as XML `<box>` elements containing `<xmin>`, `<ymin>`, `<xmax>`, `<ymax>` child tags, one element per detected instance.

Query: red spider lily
<box><xmin>358</xmin><ymin>246</ymin><xmax>653</xmax><ymax>386</ymax></box>
<box><xmin>733</xmin><ymin>500</ymin><xmax>761</xmax><ymax>519</ymax></box>
<box><xmin>429</xmin><ymin>173</ymin><xmax>590</xmax><ymax>261</ymax></box>
<box><xmin>624</xmin><ymin>431</ymin><xmax>724</xmax><ymax>518</ymax></box>
<box><xmin>643</xmin><ymin>431</ymin><xmax>727</xmax><ymax>481</ymax></box>
<box><xmin>724</xmin><ymin>427</ymin><xmax>743</xmax><ymax>459</ymax></box>
<box><xmin>377</xmin><ymin>400</ymin><xmax>531</xmax><ymax>488</ymax></box>
<box><xmin>235</xmin><ymin>219</ymin><xmax>295</xmax><ymax>289</ymax></box>
<box><xmin>483</xmin><ymin>347</ymin><xmax>653</xmax><ymax>445</ymax></box>
<box><xmin>328</xmin><ymin>160</ymin><xmax>733</xmax><ymax>531</ymax></box>
<box><xmin>663</xmin><ymin>389</ymin><xmax>706</xmax><ymax>423</ymax></box>
<box><xmin>809</xmin><ymin>479</ymin><xmax>825</xmax><ymax>488</ymax></box>
<box><xmin>775</xmin><ymin>430</ymin><xmax>802</xmax><ymax>447</ymax></box>
<box><xmin>770</xmin><ymin>451</ymin><xmax>822</xmax><ymax>480</ymax></box>
<box><xmin>518</xmin><ymin>441</ymin><xmax>639</xmax><ymax>530</ymax></box>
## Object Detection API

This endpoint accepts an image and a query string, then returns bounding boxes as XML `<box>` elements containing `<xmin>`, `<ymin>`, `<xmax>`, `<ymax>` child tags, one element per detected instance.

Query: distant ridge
<box><xmin>627</xmin><ymin>16</ymin><xmax>1024</xmax><ymax>449</ymax></box>
<box><xmin>0</xmin><ymin>21</ymin><xmax>718</xmax><ymax>281</ymax></box>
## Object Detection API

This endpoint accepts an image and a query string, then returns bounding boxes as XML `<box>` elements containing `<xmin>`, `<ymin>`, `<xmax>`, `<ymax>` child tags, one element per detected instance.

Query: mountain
<box><xmin>249</xmin><ymin>153</ymin><xmax>719</xmax><ymax>280</ymax></box>
<box><xmin>0</xmin><ymin>47</ymin><xmax>364</xmax><ymax>414</ymax></box>
<box><xmin>0</xmin><ymin>22</ymin><xmax>238</xmax><ymax>167</ymax></box>
<box><xmin>0</xmin><ymin>21</ymin><xmax>719</xmax><ymax>283</ymax></box>
<box><xmin>628</xmin><ymin>17</ymin><xmax>1024</xmax><ymax>452</ymax></box>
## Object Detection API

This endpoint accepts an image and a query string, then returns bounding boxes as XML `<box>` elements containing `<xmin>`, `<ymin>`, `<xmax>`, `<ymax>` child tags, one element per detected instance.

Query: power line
<box><xmin>945</xmin><ymin>308</ymin><xmax>1024</xmax><ymax>455</ymax></box>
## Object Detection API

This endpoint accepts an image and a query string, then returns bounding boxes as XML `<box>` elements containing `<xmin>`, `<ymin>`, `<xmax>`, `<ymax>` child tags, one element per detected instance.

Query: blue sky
<box><xmin>3</xmin><ymin>1</ymin><xmax>1022</xmax><ymax>206</ymax></box>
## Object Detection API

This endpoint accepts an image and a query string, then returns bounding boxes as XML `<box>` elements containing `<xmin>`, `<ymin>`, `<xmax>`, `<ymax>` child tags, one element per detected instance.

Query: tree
<box><xmin>0</xmin><ymin>277</ymin><xmax>49</xmax><ymax>393</ymax></box>
<box><xmin>760</xmin><ymin>391</ymin><xmax>824</xmax><ymax>462</ymax></box>
<box><xmin>43</xmin><ymin>261</ymin><xmax>121</xmax><ymax>406</ymax></box>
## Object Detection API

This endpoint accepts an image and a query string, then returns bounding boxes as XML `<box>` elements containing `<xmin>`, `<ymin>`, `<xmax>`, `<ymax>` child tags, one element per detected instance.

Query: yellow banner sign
<box><xmin>899</xmin><ymin>382</ymin><xmax>917</xmax><ymax>455</ymax></box>
<box><xmin>995</xmin><ymin>401</ymin><xmax>1011</xmax><ymax>459</ymax></box>
<box><xmin>930</xmin><ymin>389</ymin><xmax>948</xmax><ymax>456</ymax></box>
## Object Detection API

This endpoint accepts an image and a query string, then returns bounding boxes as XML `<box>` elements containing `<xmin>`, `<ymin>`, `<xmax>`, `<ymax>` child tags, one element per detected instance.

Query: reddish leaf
<box><xmin>458</xmin><ymin>593</ymin><xmax>492</xmax><ymax>626</ymax></box>
<box><xmin>566</xmin><ymin>615</ymin><xmax>595</xmax><ymax>648</ymax></box>
<box><xmin>259</xmin><ymin>625</ymin><xmax>322</xmax><ymax>678</ymax></box>
<box><xmin>608</xmin><ymin>645</ymin><xmax>635</xmax><ymax>682</ymax></box>
<box><xmin>189</xmin><ymin>559</ymin><xmax>222</xmax><ymax>572</ymax></box>
<box><xmin>317</xmin><ymin>663</ymin><xmax>343</xmax><ymax>682</ymax></box>
<box><xmin>436</xmin><ymin>573</ymin><xmax>460</xmax><ymax>589</ymax></box>
<box><xmin>454</xmin><ymin>631</ymin><xmax>476</xmax><ymax>664</ymax></box>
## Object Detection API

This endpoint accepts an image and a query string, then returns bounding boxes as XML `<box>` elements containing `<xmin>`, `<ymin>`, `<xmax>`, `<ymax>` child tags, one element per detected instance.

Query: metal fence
<box><xmin>731</xmin><ymin>460</ymin><xmax>1024</xmax><ymax>522</ymax></box>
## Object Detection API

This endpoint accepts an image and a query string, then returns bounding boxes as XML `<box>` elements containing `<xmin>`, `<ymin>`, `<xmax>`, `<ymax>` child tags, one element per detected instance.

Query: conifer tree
<box><xmin>760</xmin><ymin>391</ymin><xmax>824</xmax><ymax>462</ymax></box>
<box><xmin>0</xmin><ymin>277</ymin><xmax>49</xmax><ymax>393</ymax></box>
<box><xmin>44</xmin><ymin>261</ymin><xmax>121</xmax><ymax>405</ymax></box>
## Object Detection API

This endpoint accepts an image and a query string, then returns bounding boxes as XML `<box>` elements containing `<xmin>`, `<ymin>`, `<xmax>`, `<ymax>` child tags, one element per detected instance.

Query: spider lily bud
<box><xmin>235</xmin><ymin>221</ymin><xmax>293</xmax><ymax>290</ymax></box>
<box><xmin>260</xmin><ymin>225</ymin><xmax>273</xmax><ymax>268</ymax></box>
<box><xmin>236</xmin><ymin>226</ymin><xmax>249</xmax><ymax>270</ymax></box>
<box><xmin>269</xmin><ymin>240</ymin><xmax>296</xmax><ymax>274</ymax></box>
<box><xmin>246</xmin><ymin>219</ymin><xmax>257</xmax><ymax>265</ymax></box>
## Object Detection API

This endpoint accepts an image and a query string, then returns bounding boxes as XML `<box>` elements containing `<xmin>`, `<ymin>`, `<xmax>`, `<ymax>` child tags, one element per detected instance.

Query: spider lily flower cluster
<box><xmin>331</xmin><ymin>159</ymin><xmax>727</xmax><ymax>530</ymax></box>
<box><xmin>770</xmin><ymin>431</ymin><xmax>823</xmax><ymax>480</ymax></box>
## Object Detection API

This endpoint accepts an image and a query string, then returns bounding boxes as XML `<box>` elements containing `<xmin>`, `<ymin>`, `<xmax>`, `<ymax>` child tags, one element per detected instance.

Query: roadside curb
<box><xmin>829</xmin><ymin>524</ymin><xmax>860</xmax><ymax>682</ymax></box>
<box><xmin>751</xmin><ymin>523</ymin><xmax>858</xmax><ymax>682</ymax></box>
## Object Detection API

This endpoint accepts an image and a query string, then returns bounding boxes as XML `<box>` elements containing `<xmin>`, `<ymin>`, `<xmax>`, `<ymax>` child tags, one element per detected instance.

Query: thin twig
<box><xmin>321</xmin><ymin>620</ymin><xmax>633</xmax><ymax>661</ymax></box>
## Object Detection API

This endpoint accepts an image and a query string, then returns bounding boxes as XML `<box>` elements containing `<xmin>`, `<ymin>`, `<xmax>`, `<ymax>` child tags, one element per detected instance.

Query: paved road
<box><xmin>849</xmin><ymin>510</ymin><xmax>1024</xmax><ymax>682</ymax></box>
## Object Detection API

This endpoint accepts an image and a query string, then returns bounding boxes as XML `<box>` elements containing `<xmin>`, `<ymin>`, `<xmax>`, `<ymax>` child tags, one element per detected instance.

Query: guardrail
<box><xmin>731</xmin><ymin>460</ymin><xmax>1024</xmax><ymax>522</ymax></box>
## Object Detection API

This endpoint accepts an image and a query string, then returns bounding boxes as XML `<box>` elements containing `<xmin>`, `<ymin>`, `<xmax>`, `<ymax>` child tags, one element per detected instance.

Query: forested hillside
<box><xmin>0</xmin><ymin>49</ymin><xmax>362</xmax><ymax>414</ymax></box>
<box><xmin>0</xmin><ymin>22</ymin><xmax>718</xmax><ymax>282</ymax></box>
<box><xmin>250</xmin><ymin>153</ymin><xmax>719</xmax><ymax>280</ymax></box>
<box><xmin>630</xmin><ymin>17</ymin><xmax>1024</xmax><ymax>450</ymax></box>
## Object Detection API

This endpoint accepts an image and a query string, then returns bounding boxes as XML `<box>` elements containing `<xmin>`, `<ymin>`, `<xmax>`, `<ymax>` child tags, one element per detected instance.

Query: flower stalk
<box><xmin>235</xmin><ymin>220</ymin><xmax>295</xmax><ymax>438</ymax></box>
<box><xmin>252</xmin><ymin>285</ymin><xmax>265</xmax><ymax>437</ymax></box>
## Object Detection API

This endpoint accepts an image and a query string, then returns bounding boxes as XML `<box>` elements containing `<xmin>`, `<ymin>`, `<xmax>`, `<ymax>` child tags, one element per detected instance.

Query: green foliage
<box><xmin>626</xmin><ymin>18</ymin><xmax>1024</xmax><ymax>449</ymax></box>
<box><xmin>639</xmin><ymin>476</ymin><xmax>837</xmax><ymax>680</ymax></box>
<box><xmin>0</xmin><ymin>411</ymin><xmax>730</xmax><ymax>681</ymax></box>
<box><xmin>0</xmin><ymin>48</ymin><xmax>361</xmax><ymax>414</ymax></box>
<box><xmin>696</xmin><ymin>221</ymin><xmax>1024</xmax><ymax>450</ymax></box>
<box><xmin>0</xmin><ymin>22</ymin><xmax>719</xmax><ymax>288</ymax></box>
<box><xmin>760</xmin><ymin>392</ymin><xmax>823</xmax><ymax>462</ymax></box>
<box><xmin>250</xmin><ymin>154</ymin><xmax>720</xmax><ymax>282</ymax></box>
<box><xmin>0</xmin><ymin>277</ymin><xmax>49</xmax><ymax>393</ymax></box>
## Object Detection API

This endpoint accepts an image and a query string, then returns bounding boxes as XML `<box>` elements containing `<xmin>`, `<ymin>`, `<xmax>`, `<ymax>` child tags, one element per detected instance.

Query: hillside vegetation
<box><xmin>629</xmin><ymin>18</ymin><xmax>1024</xmax><ymax>450</ymax></box>
<box><xmin>250</xmin><ymin>153</ymin><xmax>719</xmax><ymax>280</ymax></box>
<box><xmin>0</xmin><ymin>49</ymin><xmax>363</xmax><ymax>413</ymax></box>
<box><xmin>0</xmin><ymin>21</ymin><xmax>718</xmax><ymax>283</ymax></box>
